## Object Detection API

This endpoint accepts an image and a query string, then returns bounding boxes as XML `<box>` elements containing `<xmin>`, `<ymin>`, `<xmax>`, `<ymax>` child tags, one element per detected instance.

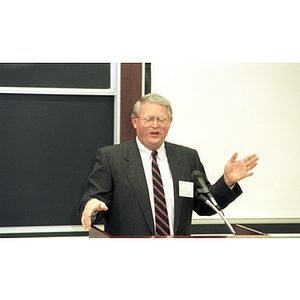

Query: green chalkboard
<box><xmin>0</xmin><ymin>63</ymin><xmax>111</xmax><ymax>89</ymax></box>
<box><xmin>0</xmin><ymin>93</ymin><xmax>114</xmax><ymax>227</ymax></box>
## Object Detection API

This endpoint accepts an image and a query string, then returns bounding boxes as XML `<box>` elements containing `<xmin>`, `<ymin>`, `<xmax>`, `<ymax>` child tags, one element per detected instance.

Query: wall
<box><xmin>152</xmin><ymin>63</ymin><xmax>300</xmax><ymax>221</ymax></box>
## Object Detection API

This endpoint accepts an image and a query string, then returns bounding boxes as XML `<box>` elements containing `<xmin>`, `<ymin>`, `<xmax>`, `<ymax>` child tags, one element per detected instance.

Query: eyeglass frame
<box><xmin>136</xmin><ymin>115</ymin><xmax>171</xmax><ymax>127</ymax></box>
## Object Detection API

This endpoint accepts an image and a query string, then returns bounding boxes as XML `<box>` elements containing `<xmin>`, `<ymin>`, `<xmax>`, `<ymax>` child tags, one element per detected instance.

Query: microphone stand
<box><xmin>196</xmin><ymin>190</ymin><xmax>236</xmax><ymax>235</ymax></box>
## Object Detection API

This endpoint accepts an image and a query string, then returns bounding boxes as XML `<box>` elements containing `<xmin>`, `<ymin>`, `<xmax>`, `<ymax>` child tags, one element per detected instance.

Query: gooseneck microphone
<box><xmin>191</xmin><ymin>170</ymin><xmax>221</xmax><ymax>210</ymax></box>
<box><xmin>191</xmin><ymin>170</ymin><xmax>236</xmax><ymax>235</ymax></box>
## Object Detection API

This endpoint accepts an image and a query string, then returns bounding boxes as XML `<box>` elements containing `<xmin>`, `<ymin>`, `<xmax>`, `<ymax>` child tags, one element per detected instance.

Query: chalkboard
<box><xmin>0</xmin><ymin>63</ymin><xmax>111</xmax><ymax>89</ymax></box>
<box><xmin>0</xmin><ymin>93</ymin><xmax>114</xmax><ymax>227</ymax></box>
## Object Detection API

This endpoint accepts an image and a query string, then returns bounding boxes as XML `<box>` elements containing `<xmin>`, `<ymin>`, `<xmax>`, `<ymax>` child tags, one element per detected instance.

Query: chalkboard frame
<box><xmin>0</xmin><ymin>63</ymin><xmax>117</xmax><ymax>96</ymax></box>
<box><xmin>0</xmin><ymin>63</ymin><xmax>120</xmax><ymax>235</ymax></box>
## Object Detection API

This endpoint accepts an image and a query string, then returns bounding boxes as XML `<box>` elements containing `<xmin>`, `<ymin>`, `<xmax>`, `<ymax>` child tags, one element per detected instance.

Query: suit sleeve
<box><xmin>77</xmin><ymin>148</ymin><xmax>113</xmax><ymax>222</ymax></box>
<box><xmin>193</xmin><ymin>154</ymin><xmax>243</xmax><ymax>216</ymax></box>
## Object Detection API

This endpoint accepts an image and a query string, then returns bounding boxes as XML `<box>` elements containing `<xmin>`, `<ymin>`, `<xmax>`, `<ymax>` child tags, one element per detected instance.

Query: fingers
<box><xmin>81</xmin><ymin>198</ymin><xmax>108</xmax><ymax>230</ymax></box>
<box><xmin>244</xmin><ymin>153</ymin><xmax>259</xmax><ymax>162</ymax></box>
<box><xmin>99</xmin><ymin>201</ymin><xmax>108</xmax><ymax>211</ymax></box>
<box><xmin>81</xmin><ymin>204</ymin><xmax>93</xmax><ymax>230</ymax></box>
<box><xmin>245</xmin><ymin>154</ymin><xmax>259</xmax><ymax>171</ymax></box>
<box><xmin>225</xmin><ymin>152</ymin><xmax>259</xmax><ymax>185</ymax></box>
<box><xmin>81</xmin><ymin>212</ymin><xmax>91</xmax><ymax>231</ymax></box>
<box><xmin>229</xmin><ymin>152</ymin><xmax>238</xmax><ymax>162</ymax></box>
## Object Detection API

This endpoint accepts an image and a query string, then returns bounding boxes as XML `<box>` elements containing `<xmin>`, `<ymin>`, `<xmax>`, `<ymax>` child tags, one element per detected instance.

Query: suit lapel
<box><xmin>122</xmin><ymin>139</ymin><xmax>155</xmax><ymax>235</ymax></box>
<box><xmin>165</xmin><ymin>142</ymin><xmax>184</xmax><ymax>234</ymax></box>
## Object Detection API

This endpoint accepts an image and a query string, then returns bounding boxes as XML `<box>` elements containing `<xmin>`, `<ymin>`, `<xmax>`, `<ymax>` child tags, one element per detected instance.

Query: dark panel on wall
<box><xmin>0</xmin><ymin>93</ymin><xmax>114</xmax><ymax>227</ymax></box>
<box><xmin>0</xmin><ymin>63</ymin><xmax>111</xmax><ymax>89</ymax></box>
<box><xmin>145</xmin><ymin>63</ymin><xmax>151</xmax><ymax>94</ymax></box>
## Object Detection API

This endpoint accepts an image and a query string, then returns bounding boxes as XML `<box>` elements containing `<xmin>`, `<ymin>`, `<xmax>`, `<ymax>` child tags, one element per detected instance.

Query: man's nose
<box><xmin>151</xmin><ymin>117</ymin><xmax>159</xmax><ymax>127</ymax></box>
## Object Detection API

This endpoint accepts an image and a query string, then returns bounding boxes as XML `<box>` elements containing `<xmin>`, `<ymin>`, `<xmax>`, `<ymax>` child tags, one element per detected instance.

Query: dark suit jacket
<box><xmin>78</xmin><ymin>138</ymin><xmax>242</xmax><ymax>236</ymax></box>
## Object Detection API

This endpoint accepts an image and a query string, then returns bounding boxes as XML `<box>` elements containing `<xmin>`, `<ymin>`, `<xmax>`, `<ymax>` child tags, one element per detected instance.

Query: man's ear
<box><xmin>131</xmin><ymin>115</ymin><xmax>137</xmax><ymax>129</ymax></box>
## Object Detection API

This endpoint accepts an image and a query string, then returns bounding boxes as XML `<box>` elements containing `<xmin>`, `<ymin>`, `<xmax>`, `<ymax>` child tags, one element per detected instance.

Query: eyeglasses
<box><xmin>137</xmin><ymin>115</ymin><xmax>170</xmax><ymax>127</ymax></box>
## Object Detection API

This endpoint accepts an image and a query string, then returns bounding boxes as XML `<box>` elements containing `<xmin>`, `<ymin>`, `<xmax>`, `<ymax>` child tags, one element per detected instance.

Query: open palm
<box><xmin>224</xmin><ymin>152</ymin><xmax>259</xmax><ymax>187</ymax></box>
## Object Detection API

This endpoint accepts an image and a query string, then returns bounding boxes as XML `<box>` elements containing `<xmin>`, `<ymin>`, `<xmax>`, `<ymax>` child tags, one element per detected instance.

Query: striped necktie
<box><xmin>152</xmin><ymin>150</ymin><xmax>170</xmax><ymax>236</ymax></box>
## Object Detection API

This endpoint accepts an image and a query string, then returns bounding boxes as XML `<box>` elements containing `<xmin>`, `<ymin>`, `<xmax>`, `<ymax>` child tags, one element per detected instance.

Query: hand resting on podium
<box><xmin>81</xmin><ymin>198</ymin><xmax>108</xmax><ymax>231</ymax></box>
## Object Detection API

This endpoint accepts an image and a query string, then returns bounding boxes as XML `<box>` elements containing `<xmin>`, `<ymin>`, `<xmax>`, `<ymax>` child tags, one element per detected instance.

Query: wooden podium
<box><xmin>89</xmin><ymin>224</ymin><xmax>269</xmax><ymax>238</ymax></box>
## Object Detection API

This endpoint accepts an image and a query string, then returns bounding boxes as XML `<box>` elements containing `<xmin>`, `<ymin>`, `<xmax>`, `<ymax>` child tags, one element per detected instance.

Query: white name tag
<box><xmin>179</xmin><ymin>181</ymin><xmax>194</xmax><ymax>198</ymax></box>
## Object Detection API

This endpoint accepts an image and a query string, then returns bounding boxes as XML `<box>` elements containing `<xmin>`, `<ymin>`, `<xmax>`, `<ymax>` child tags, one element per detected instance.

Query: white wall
<box><xmin>152</xmin><ymin>63</ymin><xmax>300</xmax><ymax>220</ymax></box>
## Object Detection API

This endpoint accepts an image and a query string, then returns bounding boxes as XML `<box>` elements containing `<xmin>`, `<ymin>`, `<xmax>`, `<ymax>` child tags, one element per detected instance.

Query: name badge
<box><xmin>179</xmin><ymin>181</ymin><xmax>194</xmax><ymax>198</ymax></box>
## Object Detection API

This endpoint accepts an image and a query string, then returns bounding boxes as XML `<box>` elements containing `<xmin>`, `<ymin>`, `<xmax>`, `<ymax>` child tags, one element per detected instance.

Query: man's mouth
<box><xmin>149</xmin><ymin>131</ymin><xmax>160</xmax><ymax>136</ymax></box>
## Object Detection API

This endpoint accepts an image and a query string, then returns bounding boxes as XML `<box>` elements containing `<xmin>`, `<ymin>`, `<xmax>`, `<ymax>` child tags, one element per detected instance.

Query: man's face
<box><xmin>131</xmin><ymin>102</ymin><xmax>172</xmax><ymax>151</ymax></box>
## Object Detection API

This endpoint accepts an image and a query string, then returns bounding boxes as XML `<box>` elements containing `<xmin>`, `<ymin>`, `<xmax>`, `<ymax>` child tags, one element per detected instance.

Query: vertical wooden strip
<box><xmin>120</xmin><ymin>63</ymin><xmax>142</xmax><ymax>143</ymax></box>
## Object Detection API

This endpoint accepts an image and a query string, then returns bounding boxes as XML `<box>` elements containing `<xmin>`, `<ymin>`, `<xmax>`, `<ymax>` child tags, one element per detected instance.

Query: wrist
<box><xmin>224</xmin><ymin>174</ymin><xmax>235</xmax><ymax>187</ymax></box>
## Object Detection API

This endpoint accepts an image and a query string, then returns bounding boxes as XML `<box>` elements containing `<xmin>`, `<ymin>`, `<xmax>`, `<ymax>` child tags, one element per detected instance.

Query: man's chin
<box><xmin>146</xmin><ymin>139</ymin><xmax>162</xmax><ymax>150</ymax></box>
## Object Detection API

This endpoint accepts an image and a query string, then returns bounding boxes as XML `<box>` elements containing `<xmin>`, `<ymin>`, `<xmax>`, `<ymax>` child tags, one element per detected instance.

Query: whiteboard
<box><xmin>151</xmin><ymin>63</ymin><xmax>300</xmax><ymax>220</ymax></box>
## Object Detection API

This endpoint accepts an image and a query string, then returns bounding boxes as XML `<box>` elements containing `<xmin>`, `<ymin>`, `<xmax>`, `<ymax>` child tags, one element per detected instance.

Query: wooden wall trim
<box><xmin>120</xmin><ymin>63</ymin><xmax>143</xmax><ymax>143</ymax></box>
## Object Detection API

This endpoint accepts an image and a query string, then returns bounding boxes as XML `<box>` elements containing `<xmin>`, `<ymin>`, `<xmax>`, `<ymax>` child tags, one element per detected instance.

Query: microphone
<box><xmin>191</xmin><ymin>170</ymin><xmax>222</xmax><ymax>211</ymax></box>
<box><xmin>191</xmin><ymin>170</ymin><xmax>236</xmax><ymax>235</ymax></box>
<box><xmin>196</xmin><ymin>193</ymin><xmax>236</xmax><ymax>235</ymax></box>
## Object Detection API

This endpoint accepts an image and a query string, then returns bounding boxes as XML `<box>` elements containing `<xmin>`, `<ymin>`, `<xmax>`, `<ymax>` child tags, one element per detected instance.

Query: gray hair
<box><xmin>132</xmin><ymin>93</ymin><xmax>173</xmax><ymax>118</ymax></box>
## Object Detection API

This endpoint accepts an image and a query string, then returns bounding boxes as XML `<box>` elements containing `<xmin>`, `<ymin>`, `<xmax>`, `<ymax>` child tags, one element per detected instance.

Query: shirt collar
<box><xmin>136</xmin><ymin>136</ymin><xmax>167</xmax><ymax>161</ymax></box>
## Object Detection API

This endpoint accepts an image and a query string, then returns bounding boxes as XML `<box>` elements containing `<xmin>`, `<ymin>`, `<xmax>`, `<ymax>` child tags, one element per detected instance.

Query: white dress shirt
<box><xmin>136</xmin><ymin>137</ymin><xmax>175</xmax><ymax>235</ymax></box>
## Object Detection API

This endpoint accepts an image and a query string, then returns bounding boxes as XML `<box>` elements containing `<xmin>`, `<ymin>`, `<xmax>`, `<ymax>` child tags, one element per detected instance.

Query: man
<box><xmin>78</xmin><ymin>93</ymin><xmax>258</xmax><ymax>236</ymax></box>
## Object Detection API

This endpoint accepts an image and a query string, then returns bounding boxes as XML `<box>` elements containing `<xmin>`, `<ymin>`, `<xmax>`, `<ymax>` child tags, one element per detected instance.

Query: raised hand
<box><xmin>224</xmin><ymin>152</ymin><xmax>259</xmax><ymax>187</ymax></box>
